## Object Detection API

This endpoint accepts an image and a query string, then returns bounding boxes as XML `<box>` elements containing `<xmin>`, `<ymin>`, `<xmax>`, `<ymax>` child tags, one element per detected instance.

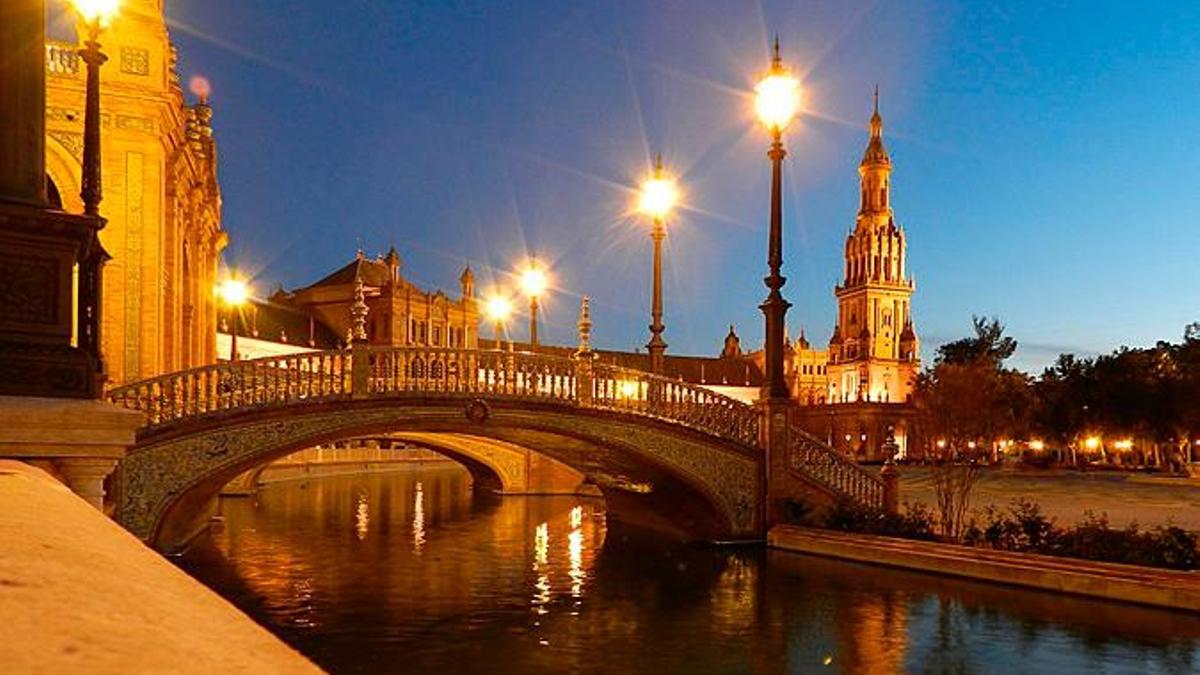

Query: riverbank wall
<box><xmin>769</xmin><ymin>525</ymin><xmax>1200</xmax><ymax>612</ymax></box>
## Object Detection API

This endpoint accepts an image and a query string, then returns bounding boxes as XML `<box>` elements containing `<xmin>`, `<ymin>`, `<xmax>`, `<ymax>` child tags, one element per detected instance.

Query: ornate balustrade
<box><xmin>106</xmin><ymin>346</ymin><xmax>759</xmax><ymax>446</ymax></box>
<box><xmin>788</xmin><ymin>427</ymin><xmax>884</xmax><ymax>508</ymax></box>
<box><xmin>109</xmin><ymin>345</ymin><xmax>880</xmax><ymax>508</ymax></box>
<box><xmin>589</xmin><ymin>363</ymin><xmax>760</xmax><ymax>446</ymax></box>
<box><xmin>46</xmin><ymin>42</ymin><xmax>81</xmax><ymax>76</ymax></box>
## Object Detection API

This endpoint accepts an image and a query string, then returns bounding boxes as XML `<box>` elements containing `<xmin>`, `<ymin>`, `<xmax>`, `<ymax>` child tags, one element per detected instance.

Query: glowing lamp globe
<box><xmin>217</xmin><ymin>278</ymin><xmax>249</xmax><ymax>307</ymax></box>
<box><xmin>485</xmin><ymin>295</ymin><xmax>512</xmax><ymax>322</ymax></box>
<box><xmin>638</xmin><ymin>175</ymin><xmax>678</xmax><ymax>220</ymax></box>
<box><xmin>520</xmin><ymin>266</ymin><xmax>548</xmax><ymax>297</ymax></box>
<box><xmin>71</xmin><ymin>0</ymin><xmax>120</xmax><ymax>27</ymax></box>
<box><xmin>755</xmin><ymin>69</ymin><xmax>801</xmax><ymax>132</ymax></box>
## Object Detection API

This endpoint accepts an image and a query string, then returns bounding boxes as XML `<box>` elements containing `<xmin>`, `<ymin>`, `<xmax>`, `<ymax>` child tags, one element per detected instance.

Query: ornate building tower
<box><xmin>44</xmin><ymin>0</ymin><xmax>224</xmax><ymax>384</ymax></box>
<box><xmin>825</xmin><ymin>91</ymin><xmax>918</xmax><ymax>404</ymax></box>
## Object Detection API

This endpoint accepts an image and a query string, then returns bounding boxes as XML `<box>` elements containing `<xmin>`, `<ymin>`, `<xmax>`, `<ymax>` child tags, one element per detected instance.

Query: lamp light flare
<box><xmin>1084</xmin><ymin>436</ymin><xmax>1101</xmax><ymax>450</ymax></box>
<box><xmin>520</xmin><ymin>265</ymin><xmax>548</xmax><ymax>297</ymax></box>
<box><xmin>638</xmin><ymin>157</ymin><xmax>678</xmax><ymax>220</ymax></box>
<box><xmin>189</xmin><ymin>75</ymin><xmax>212</xmax><ymax>103</ymax></box>
<box><xmin>754</xmin><ymin>71</ymin><xmax>801</xmax><ymax>132</ymax></box>
<box><xmin>70</xmin><ymin>0</ymin><xmax>121</xmax><ymax>26</ymax></box>
<box><xmin>484</xmin><ymin>294</ymin><xmax>513</xmax><ymax>322</ymax></box>
<box><xmin>1029</xmin><ymin>440</ymin><xmax>1046</xmax><ymax>451</ymax></box>
<box><xmin>217</xmin><ymin>278</ymin><xmax>249</xmax><ymax>306</ymax></box>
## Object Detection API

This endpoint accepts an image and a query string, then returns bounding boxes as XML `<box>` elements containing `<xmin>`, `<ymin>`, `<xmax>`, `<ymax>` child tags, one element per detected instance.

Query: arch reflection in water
<box><xmin>183</xmin><ymin>465</ymin><xmax>1200</xmax><ymax>675</ymax></box>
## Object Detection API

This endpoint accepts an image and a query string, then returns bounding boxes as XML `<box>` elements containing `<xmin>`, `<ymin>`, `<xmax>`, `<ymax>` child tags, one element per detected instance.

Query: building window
<box><xmin>433</xmin><ymin>325</ymin><xmax>442</xmax><ymax>346</ymax></box>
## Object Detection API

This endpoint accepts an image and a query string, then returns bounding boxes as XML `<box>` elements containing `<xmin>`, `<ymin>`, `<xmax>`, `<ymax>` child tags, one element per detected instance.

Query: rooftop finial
<box><xmin>654</xmin><ymin>151</ymin><xmax>663</xmax><ymax>174</ymax></box>
<box><xmin>874</xmin><ymin>84</ymin><xmax>879</xmax><ymax>115</ymax></box>
<box><xmin>350</xmin><ymin>268</ymin><xmax>369</xmax><ymax>342</ymax></box>
<box><xmin>772</xmin><ymin>34</ymin><xmax>781</xmax><ymax>65</ymax></box>
<box><xmin>576</xmin><ymin>296</ymin><xmax>593</xmax><ymax>356</ymax></box>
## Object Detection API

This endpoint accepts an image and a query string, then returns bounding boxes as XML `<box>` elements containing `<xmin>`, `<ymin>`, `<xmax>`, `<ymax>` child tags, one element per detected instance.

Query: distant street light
<box><xmin>70</xmin><ymin>0</ymin><xmax>121</xmax><ymax>216</ymax></box>
<box><xmin>519</xmin><ymin>260</ymin><xmax>549</xmax><ymax>348</ymax></box>
<box><xmin>217</xmin><ymin>277</ymin><xmax>249</xmax><ymax>362</ymax></box>
<box><xmin>637</xmin><ymin>153</ymin><xmax>678</xmax><ymax>375</ymax></box>
<box><xmin>755</xmin><ymin>36</ymin><xmax>802</xmax><ymax>401</ymax></box>
<box><xmin>484</xmin><ymin>293</ymin><xmax>513</xmax><ymax>351</ymax></box>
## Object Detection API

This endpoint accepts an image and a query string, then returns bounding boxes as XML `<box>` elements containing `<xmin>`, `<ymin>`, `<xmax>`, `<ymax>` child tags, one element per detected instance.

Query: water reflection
<box><xmin>354</xmin><ymin>493</ymin><xmax>368</xmax><ymax>541</ymax></box>
<box><xmin>412</xmin><ymin>481</ymin><xmax>425</xmax><ymax>553</ymax></box>
<box><xmin>182</xmin><ymin>466</ymin><xmax>1200</xmax><ymax>675</ymax></box>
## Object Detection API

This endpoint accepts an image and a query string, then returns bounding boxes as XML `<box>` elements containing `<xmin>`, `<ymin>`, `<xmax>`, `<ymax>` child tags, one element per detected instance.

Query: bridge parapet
<box><xmin>107</xmin><ymin>346</ymin><xmax>761</xmax><ymax>447</ymax></box>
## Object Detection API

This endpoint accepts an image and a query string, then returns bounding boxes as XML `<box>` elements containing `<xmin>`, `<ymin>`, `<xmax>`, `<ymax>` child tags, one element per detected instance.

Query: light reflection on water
<box><xmin>178</xmin><ymin>465</ymin><xmax>1200</xmax><ymax>675</ymax></box>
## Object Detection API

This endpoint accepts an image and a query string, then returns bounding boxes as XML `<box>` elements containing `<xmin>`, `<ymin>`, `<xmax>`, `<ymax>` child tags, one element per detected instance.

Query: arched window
<box><xmin>430</xmin><ymin>359</ymin><xmax>444</xmax><ymax>380</ymax></box>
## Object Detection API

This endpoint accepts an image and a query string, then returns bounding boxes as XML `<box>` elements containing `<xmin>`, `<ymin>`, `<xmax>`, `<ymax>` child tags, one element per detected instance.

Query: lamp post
<box><xmin>519</xmin><ymin>261</ymin><xmax>548</xmax><ymax>349</ymax></box>
<box><xmin>755</xmin><ymin>36</ymin><xmax>802</xmax><ymax>402</ymax></box>
<box><xmin>71</xmin><ymin>0</ymin><xmax>120</xmax><ymax>216</ymax></box>
<box><xmin>218</xmin><ymin>278</ymin><xmax>248</xmax><ymax>362</ymax></box>
<box><xmin>637</xmin><ymin>153</ymin><xmax>678</xmax><ymax>375</ymax></box>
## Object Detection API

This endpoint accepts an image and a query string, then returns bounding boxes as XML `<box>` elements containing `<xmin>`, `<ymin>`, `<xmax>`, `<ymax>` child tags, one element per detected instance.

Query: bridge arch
<box><xmin>115</xmin><ymin>399</ymin><xmax>762</xmax><ymax>550</ymax></box>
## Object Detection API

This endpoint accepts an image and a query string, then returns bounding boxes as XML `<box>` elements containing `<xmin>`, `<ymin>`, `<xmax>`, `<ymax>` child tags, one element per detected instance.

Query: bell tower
<box><xmin>826</xmin><ymin>90</ymin><xmax>918</xmax><ymax>404</ymax></box>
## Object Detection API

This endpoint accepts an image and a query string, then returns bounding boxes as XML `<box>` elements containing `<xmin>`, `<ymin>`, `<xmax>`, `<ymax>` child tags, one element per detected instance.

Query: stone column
<box><xmin>56</xmin><ymin>458</ymin><xmax>119</xmax><ymax>510</ymax></box>
<box><xmin>0</xmin><ymin>0</ymin><xmax>46</xmax><ymax>205</ymax></box>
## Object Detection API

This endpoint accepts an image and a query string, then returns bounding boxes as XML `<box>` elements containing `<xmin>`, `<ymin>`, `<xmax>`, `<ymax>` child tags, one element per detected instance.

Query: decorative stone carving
<box><xmin>120</xmin><ymin>47</ymin><xmax>150</xmax><ymax>76</ymax></box>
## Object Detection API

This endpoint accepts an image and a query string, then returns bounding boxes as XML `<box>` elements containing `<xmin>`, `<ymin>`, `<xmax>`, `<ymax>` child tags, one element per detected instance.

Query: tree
<box><xmin>935</xmin><ymin>315</ymin><xmax>1018</xmax><ymax>367</ymax></box>
<box><xmin>916</xmin><ymin>317</ymin><xmax>1030</xmax><ymax>459</ymax></box>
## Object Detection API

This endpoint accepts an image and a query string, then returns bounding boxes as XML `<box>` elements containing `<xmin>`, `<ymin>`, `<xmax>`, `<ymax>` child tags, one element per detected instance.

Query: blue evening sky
<box><xmin>104</xmin><ymin>2</ymin><xmax>1200</xmax><ymax>371</ymax></box>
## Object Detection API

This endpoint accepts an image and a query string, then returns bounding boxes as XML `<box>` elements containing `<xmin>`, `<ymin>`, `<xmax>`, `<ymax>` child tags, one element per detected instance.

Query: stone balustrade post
<box><xmin>351</xmin><ymin>341</ymin><xmax>369</xmax><ymax>399</ymax></box>
<box><xmin>881</xmin><ymin>459</ymin><xmax>900</xmax><ymax>515</ymax></box>
<box><xmin>880</xmin><ymin>426</ymin><xmax>900</xmax><ymax>514</ymax></box>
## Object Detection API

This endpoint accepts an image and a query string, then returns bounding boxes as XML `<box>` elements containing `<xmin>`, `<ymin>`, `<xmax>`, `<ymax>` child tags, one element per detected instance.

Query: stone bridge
<box><xmin>107</xmin><ymin>345</ymin><xmax>885</xmax><ymax>550</ymax></box>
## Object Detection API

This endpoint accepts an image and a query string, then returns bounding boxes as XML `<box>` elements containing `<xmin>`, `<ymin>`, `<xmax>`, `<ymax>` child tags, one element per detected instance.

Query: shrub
<box><xmin>823</xmin><ymin>500</ymin><xmax>936</xmax><ymax>541</ymax></box>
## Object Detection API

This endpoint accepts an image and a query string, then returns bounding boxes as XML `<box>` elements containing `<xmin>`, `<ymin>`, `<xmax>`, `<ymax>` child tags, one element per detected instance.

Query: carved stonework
<box><xmin>124</xmin><ymin>152</ymin><xmax>144</xmax><ymax>376</ymax></box>
<box><xmin>120</xmin><ymin>47</ymin><xmax>150</xmax><ymax>76</ymax></box>
<box><xmin>116</xmin><ymin>115</ymin><xmax>155</xmax><ymax>133</ymax></box>
<box><xmin>48</xmin><ymin>130</ymin><xmax>83</xmax><ymax>161</ymax></box>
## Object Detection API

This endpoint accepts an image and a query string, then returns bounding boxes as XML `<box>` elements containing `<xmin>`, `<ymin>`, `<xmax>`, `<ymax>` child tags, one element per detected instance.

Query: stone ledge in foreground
<box><xmin>0</xmin><ymin>460</ymin><xmax>323</xmax><ymax>674</ymax></box>
<box><xmin>768</xmin><ymin>525</ymin><xmax>1200</xmax><ymax>612</ymax></box>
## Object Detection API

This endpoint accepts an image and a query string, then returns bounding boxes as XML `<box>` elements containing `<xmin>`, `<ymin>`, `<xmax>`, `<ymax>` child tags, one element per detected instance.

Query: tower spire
<box><xmin>772</xmin><ymin>34</ymin><xmax>781</xmax><ymax>66</ymax></box>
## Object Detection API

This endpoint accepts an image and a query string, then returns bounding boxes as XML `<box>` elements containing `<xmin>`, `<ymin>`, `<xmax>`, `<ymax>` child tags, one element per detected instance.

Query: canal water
<box><xmin>178</xmin><ymin>464</ymin><xmax>1200</xmax><ymax>674</ymax></box>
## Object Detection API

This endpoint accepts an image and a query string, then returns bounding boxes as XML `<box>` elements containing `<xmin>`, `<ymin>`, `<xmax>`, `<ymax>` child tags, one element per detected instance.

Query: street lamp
<box><xmin>637</xmin><ymin>153</ymin><xmax>678</xmax><ymax>375</ymax></box>
<box><xmin>484</xmin><ymin>292</ymin><xmax>513</xmax><ymax>351</ymax></box>
<box><xmin>217</xmin><ymin>277</ymin><xmax>249</xmax><ymax>362</ymax></box>
<box><xmin>519</xmin><ymin>260</ymin><xmax>549</xmax><ymax>348</ymax></box>
<box><xmin>70</xmin><ymin>0</ymin><xmax>121</xmax><ymax>216</ymax></box>
<box><xmin>755</xmin><ymin>36</ymin><xmax>802</xmax><ymax>401</ymax></box>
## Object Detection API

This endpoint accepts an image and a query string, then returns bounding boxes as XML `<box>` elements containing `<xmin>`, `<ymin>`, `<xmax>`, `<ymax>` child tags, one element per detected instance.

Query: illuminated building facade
<box><xmin>44</xmin><ymin>0</ymin><xmax>225</xmax><ymax>384</ymax></box>
<box><xmin>221</xmin><ymin>249</ymin><xmax>480</xmax><ymax>361</ymax></box>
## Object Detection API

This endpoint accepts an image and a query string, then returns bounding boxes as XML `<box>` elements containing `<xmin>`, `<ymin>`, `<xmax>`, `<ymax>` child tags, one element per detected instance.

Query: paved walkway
<box><xmin>898</xmin><ymin>467</ymin><xmax>1200</xmax><ymax>531</ymax></box>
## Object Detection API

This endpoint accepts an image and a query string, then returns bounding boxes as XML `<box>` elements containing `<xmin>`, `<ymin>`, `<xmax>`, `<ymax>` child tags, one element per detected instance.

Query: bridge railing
<box><xmin>366</xmin><ymin>347</ymin><xmax>578</xmax><ymax>401</ymax></box>
<box><xmin>106</xmin><ymin>347</ymin><xmax>760</xmax><ymax>446</ymax></box>
<box><xmin>787</xmin><ymin>426</ymin><xmax>884</xmax><ymax>509</ymax></box>
<box><xmin>107</xmin><ymin>351</ymin><xmax>353</xmax><ymax>425</ymax></box>
<box><xmin>589</xmin><ymin>363</ymin><xmax>760</xmax><ymax>446</ymax></box>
